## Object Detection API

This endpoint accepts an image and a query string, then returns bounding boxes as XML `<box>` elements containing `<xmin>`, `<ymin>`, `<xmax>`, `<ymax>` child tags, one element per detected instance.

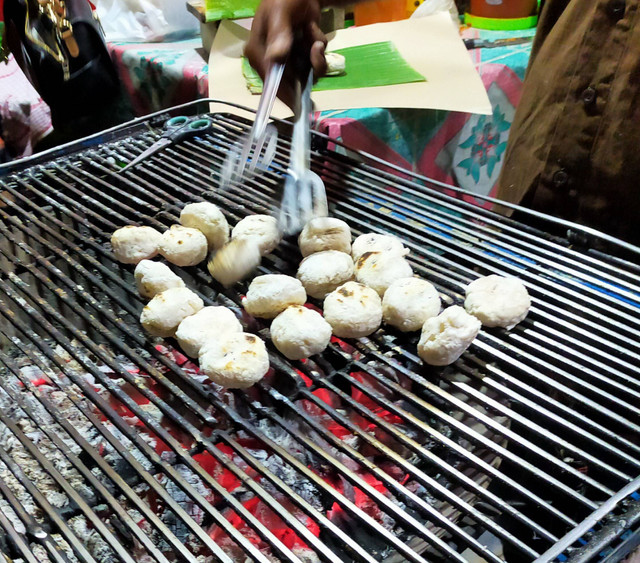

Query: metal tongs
<box><xmin>278</xmin><ymin>70</ymin><xmax>328</xmax><ymax>234</ymax></box>
<box><xmin>220</xmin><ymin>63</ymin><xmax>285</xmax><ymax>188</ymax></box>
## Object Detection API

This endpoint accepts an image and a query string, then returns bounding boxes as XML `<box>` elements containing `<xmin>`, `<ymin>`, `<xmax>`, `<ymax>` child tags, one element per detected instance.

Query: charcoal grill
<box><xmin>0</xmin><ymin>100</ymin><xmax>639</xmax><ymax>563</ymax></box>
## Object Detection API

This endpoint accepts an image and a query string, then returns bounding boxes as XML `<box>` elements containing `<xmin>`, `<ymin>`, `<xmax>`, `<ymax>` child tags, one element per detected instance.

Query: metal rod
<box><xmin>534</xmin><ymin>476</ymin><xmax>640</xmax><ymax>562</ymax></box>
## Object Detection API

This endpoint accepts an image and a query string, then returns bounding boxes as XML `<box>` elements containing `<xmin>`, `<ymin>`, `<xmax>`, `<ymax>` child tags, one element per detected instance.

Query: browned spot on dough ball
<box><xmin>356</xmin><ymin>251</ymin><xmax>375</xmax><ymax>269</ymax></box>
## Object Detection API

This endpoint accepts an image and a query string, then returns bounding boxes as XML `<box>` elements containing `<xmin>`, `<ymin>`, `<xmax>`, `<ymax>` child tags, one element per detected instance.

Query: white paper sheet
<box><xmin>208</xmin><ymin>14</ymin><xmax>492</xmax><ymax>119</ymax></box>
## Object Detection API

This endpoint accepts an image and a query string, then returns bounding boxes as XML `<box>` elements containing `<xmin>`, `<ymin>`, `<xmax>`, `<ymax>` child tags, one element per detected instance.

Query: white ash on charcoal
<box><xmin>124</xmin><ymin>506</ymin><xmax>166</xmax><ymax>559</ymax></box>
<box><xmin>0</xmin><ymin>497</ymin><xmax>26</xmax><ymax>534</ymax></box>
<box><xmin>93</xmin><ymin>421</ymin><xmax>156</xmax><ymax>474</ymax></box>
<box><xmin>162</xmin><ymin>463</ymin><xmax>214</xmax><ymax>532</ymax></box>
<box><xmin>290</xmin><ymin>549</ymin><xmax>321</xmax><ymax>563</ymax></box>
<box><xmin>260</xmin><ymin>454</ymin><xmax>323</xmax><ymax>511</ymax></box>
<box><xmin>0</xmin><ymin>413</ymin><xmax>71</xmax><ymax>511</ymax></box>
<box><xmin>34</xmin><ymin>534</ymin><xmax>78</xmax><ymax>563</ymax></box>
<box><xmin>0</xmin><ymin>459</ymin><xmax>41</xmax><ymax>522</ymax></box>
<box><xmin>30</xmin><ymin>544</ymin><xmax>50</xmax><ymax>561</ymax></box>
<box><xmin>68</xmin><ymin>515</ymin><xmax>115</xmax><ymax>562</ymax></box>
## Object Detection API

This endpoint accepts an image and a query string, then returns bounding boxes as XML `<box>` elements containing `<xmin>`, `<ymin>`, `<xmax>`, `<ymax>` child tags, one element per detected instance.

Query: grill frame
<box><xmin>0</xmin><ymin>101</ymin><xmax>638</xmax><ymax>563</ymax></box>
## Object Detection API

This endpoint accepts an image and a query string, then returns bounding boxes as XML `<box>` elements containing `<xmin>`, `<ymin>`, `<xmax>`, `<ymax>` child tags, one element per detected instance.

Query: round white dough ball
<box><xmin>298</xmin><ymin>217</ymin><xmax>351</xmax><ymax>257</ymax></box>
<box><xmin>175</xmin><ymin>306</ymin><xmax>243</xmax><ymax>358</ymax></box>
<box><xmin>199</xmin><ymin>332</ymin><xmax>269</xmax><ymax>389</ymax></box>
<box><xmin>134</xmin><ymin>260</ymin><xmax>185</xmax><ymax>299</ymax></box>
<box><xmin>464</xmin><ymin>274</ymin><xmax>531</xmax><ymax>329</ymax></box>
<box><xmin>270</xmin><ymin>306</ymin><xmax>332</xmax><ymax>360</ymax></box>
<box><xmin>296</xmin><ymin>250</ymin><xmax>355</xmax><ymax>299</ymax></box>
<box><xmin>180</xmin><ymin>202</ymin><xmax>229</xmax><ymax>250</ymax></box>
<box><xmin>232</xmin><ymin>214</ymin><xmax>281</xmax><ymax>256</ymax></box>
<box><xmin>208</xmin><ymin>238</ymin><xmax>261</xmax><ymax>287</ymax></box>
<box><xmin>140</xmin><ymin>287</ymin><xmax>204</xmax><ymax>337</ymax></box>
<box><xmin>159</xmin><ymin>225</ymin><xmax>208</xmax><ymax>267</ymax></box>
<box><xmin>243</xmin><ymin>274</ymin><xmax>306</xmax><ymax>319</ymax></box>
<box><xmin>351</xmin><ymin>233</ymin><xmax>408</xmax><ymax>262</ymax></box>
<box><xmin>355</xmin><ymin>251</ymin><xmax>413</xmax><ymax>297</ymax></box>
<box><xmin>325</xmin><ymin>52</ymin><xmax>346</xmax><ymax>76</ymax></box>
<box><xmin>382</xmin><ymin>277</ymin><xmax>441</xmax><ymax>332</ymax></box>
<box><xmin>111</xmin><ymin>226</ymin><xmax>162</xmax><ymax>264</ymax></box>
<box><xmin>418</xmin><ymin>305</ymin><xmax>481</xmax><ymax>366</ymax></box>
<box><xmin>323</xmin><ymin>281</ymin><xmax>382</xmax><ymax>338</ymax></box>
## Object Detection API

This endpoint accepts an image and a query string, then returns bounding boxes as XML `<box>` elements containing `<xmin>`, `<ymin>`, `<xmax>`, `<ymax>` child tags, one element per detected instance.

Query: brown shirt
<box><xmin>497</xmin><ymin>0</ymin><xmax>640</xmax><ymax>244</ymax></box>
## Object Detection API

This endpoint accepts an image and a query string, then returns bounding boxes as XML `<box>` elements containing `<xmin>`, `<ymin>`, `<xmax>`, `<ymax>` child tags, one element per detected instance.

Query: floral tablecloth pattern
<box><xmin>2</xmin><ymin>28</ymin><xmax>532</xmax><ymax>178</ymax></box>
<box><xmin>316</xmin><ymin>27</ymin><xmax>536</xmax><ymax>208</ymax></box>
<box><xmin>108</xmin><ymin>39</ymin><xmax>209</xmax><ymax>115</ymax></box>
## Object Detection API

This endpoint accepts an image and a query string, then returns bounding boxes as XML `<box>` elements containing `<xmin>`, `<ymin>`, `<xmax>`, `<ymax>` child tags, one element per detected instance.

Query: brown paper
<box><xmin>208</xmin><ymin>14</ymin><xmax>492</xmax><ymax>119</ymax></box>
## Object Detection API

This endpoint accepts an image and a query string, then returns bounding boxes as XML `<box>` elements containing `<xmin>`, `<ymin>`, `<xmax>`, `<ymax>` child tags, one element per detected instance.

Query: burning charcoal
<box><xmin>0</xmin><ymin>499</ymin><xmax>26</xmax><ymax>534</ymax></box>
<box><xmin>262</xmin><ymin>454</ymin><xmax>323</xmax><ymax>511</ymax></box>
<box><xmin>405</xmin><ymin>480</ymin><xmax>439</xmax><ymax>507</ymax></box>
<box><xmin>113</xmin><ymin>458</ymin><xmax>142</xmax><ymax>487</ymax></box>
<box><xmin>291</xmin><ymin>548</ymin><xmax>322</xmax><ymax>563</ymax></box>
<box><xmin>164</xmin><ymin>463</ymin><xmax>212</xmax><ymax>527</ymax></box>
<box><xmin>31</xmin><ymin>544</ymin><xmax>51</xmax><ymax>561</ymax></box>
<box><xmin>68</xmin><ymin>516</ymin><xmax>115</xmax><ymax>562</ymax></box>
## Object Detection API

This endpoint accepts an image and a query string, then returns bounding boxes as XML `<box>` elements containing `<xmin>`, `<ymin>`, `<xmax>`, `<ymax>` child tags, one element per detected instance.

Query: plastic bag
<box><xmin>95</xmin><ymin>0</ymin><xmax>200</xmax><ymax>43</ymax></box>
<box><xmin>410</xmin><ymin>0</ymin><xmax>460</xmax><ymax>27</ymax></box>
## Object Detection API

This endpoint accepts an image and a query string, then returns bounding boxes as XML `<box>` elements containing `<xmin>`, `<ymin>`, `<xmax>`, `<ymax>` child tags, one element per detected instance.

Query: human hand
<box><xmin>244</xmin><ymin>0</ymin><xmax>328</xmax><ymax>109</ymax></box>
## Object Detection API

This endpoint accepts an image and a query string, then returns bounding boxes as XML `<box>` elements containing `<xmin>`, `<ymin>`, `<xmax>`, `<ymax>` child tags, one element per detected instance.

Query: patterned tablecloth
<box><xmin>108</xmin><ymin>38</ymin><xmax>209</xmax><ymax>116</ymax></box>
<box><xmin>316</xmin><ymin>27</ymin><xmax>536</xmax><ymax>208</ymax></box>
<box><xmin>1</xmin><ymin>27</ymin><xmax>533</xmax><ymax>181</ymax></box>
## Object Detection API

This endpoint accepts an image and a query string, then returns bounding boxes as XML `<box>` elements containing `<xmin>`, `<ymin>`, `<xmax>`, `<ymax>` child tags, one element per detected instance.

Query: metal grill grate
<box><xmin>0</xmin><ymin>105</ymin><xmax>639</xmax><ymax>563</ymax></box>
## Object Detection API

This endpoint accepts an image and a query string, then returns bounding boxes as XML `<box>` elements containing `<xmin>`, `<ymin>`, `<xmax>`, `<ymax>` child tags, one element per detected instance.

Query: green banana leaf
<box><xmin>242</xmin><ymin>41</ymin><xmax>426</xmax><ymax>94</ymax></box>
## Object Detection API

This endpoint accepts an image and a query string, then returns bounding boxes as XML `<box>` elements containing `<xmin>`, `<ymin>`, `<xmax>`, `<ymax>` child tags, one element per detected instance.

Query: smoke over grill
<box><xmin>0</xmin><ymin>104</ymin><xmax>639</xmax><ymax>562</ymax></box>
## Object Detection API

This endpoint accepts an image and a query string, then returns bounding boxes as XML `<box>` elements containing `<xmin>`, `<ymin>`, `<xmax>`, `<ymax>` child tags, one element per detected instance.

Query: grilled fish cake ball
<box><xmin>176</xmin><ymin>306</ymin><xmax>243</xmax><ymax>358</ymax></box>
<box><xmin>355</xmin><ymin>251</ymin><xmax>413</xmax><ymax>297</ymax></box>
<box><xmin>382</xmin><ymin>277</ymin><xmax>441</xmax><ymax>332</ymax></box>
<box><xmin>323</xmin><ymin>281</ymin><xmax>382</xmax><ymax>338</ymax></box>
<box><xmin>232</xmin><ymin>214</ymin><xmax>281</xmax><ymax>255</ymax></box>
<box><xmin>271</xmin><ymin>305</ymin><xmax>332</xmax><ymax>360</ymax></box>
<box><xmin>298</xmin><ymin>217</ymin><xmax>351</xmax><ymax>257</ymax></box>
<box><xmin>351</xmin><ymin>232</ymin><xmax>408</xmax><ymax>262</ymax></box>
<box><xmin>199</xmin><ymin>332</ymin><xmax>269</xmax><ymax>389</ymax></box>
<box><xmin>208</xmin><ymin>238</ymin><xmax>262</xmax><ymax>287</ymax></box>
<box><xmin>140</xmin><ymin>287</ymin><xmax>204</xmax><ymax>337</ymax></box>
<box><xmin>418</xmin><ymin>305</ymin><xmax>481</xmax><ymax>366</ymax></box>
<box><xmin>111</xmin><ymin>225</ymin><xmax>162</xmax><ymax>264</ymax></box>
<box><xmin>296</xmin><ymin>250</ymin><xmax>355</xmax><ymax>299</ymax></box>
<box><xmin>180</xmin><ymin>202</ymin><xmax>229</xmax><ymax>250</ymax></box>
<box><xmin>159</xmin><ymin>225</ymin><xmax>208</xmax><ymax>267</ymax></box>
<box><xmin>464</xmin><ymin>274</ymin><xmax>531</xmax><ymax>329</ymax></box>
<box><xmin>242</xmin><ymin>274</ymin><xmax>307</xmax><ymax>319</ymax></box>
<box><xmin>134</xmin><ymin>260</ymin><xmax>185</xmax><ymax>299</ymax></box>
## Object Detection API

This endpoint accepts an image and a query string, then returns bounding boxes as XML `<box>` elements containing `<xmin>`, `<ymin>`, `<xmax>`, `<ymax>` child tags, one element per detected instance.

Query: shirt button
<box><xmin>581</xmin><ymin>86</ymin><xmax>597</xmax><ymax>106</ymax></box>
<box><xmin>609</xmin><ymin>0</ymin><xmax>625</xmax><ymax>19</ymax></box>
<box><xmin>553</xmin><ymin>169</ymin><xmax>570</xmax><ymax>188</ymax></box>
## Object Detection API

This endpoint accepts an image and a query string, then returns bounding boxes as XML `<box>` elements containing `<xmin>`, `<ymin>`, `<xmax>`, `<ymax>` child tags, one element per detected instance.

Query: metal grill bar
<box><xmin>0</xmin><ymin>184</ymin><xmax>442</xmax><ymax>562</ymax></box>
<box><xmin>0</xmin><ymin>194</ymin><xmax>424</xmax><ymax>561</ymax></box>
<box><xmin>0</xmin><ymin>108</ymin><xmax>638</xmax><ymax>563</ymax></box>
<box><xmin>82</xmin><ymin>125</ymin><xmax>636</xmax><ymax>516</ymax></box>
<box><xmin>0</xmin><ymin>349</ymin><xmax>180</xmax><ymax>563</ymax></box>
